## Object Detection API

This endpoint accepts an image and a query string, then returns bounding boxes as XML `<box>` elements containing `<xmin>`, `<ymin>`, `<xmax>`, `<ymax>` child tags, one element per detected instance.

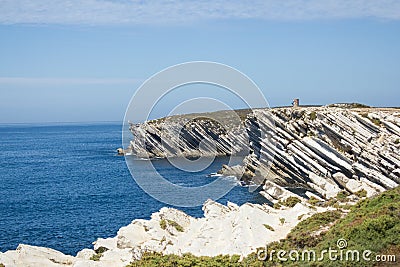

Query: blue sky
<box><xmin>0</xmin><ymin>1</ymin><xmax>400</xmax><ymax>123</ymax></box>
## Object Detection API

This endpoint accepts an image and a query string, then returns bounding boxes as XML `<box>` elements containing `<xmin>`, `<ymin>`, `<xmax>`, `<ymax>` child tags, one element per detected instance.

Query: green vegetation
<box><xmin>309</xmin><ymin>111</ymin><xmax>317</xmax><ymax>121</ymax></box>
<box><xmin>160</xmin><ymin>219</ymin><xmax>184</xmax><ymax>232</ymax></box>
<box><xmin>167</xmin><ymin>219</ymin><xmax>184</xmax><ymax>232</ymax></box>
<box><xmin>274</xmin><ymin>196</ymin><xmax>301</xmax><ymax>209</ymax></box>
<box><xmin>126</xmin><ymin>253</ymin><xmax>244</xmax><ymax>267</ymax></box>
<box><xmin>328</xmin><ymin>103</ymin><xmax>370</xmax><ymax>109</ymax></box>
<box><xmin>128</xmin><ymin>187</ymin><xmax>400</xmax><ymax>267</ymax></box>
<box><xmin>281</xmin><ymin>196</ymin><xmax>302</xmax><ymax>207</ymax></box>
<box><xmin>310</xmin><ymin>186</ymin><xmax>400</xmax><ymax>266</ymax></box>
<box><xmin>354</xmin><ymin>189</ymin><xmax>367</xmax><ymax>198</ymax></box>
<box><xmin>160</xmin><ymin>219</ymin><xmax>167</xmax><ymax>230</ymax></box>
<box><xmin>263</xmin><ymin>224</ymin><xmax>275</xmax><ymax>231</ymax></box>
<box><xmin>90</xmin><ymin>253</ymin><xmax>103</xmax><ymax>261</ymax></box>
<box><xmin>349</xmin><ymin>103</ymin><xmax>370</xmax><ymax>108</ymax></box>
<box><xmin>90</xmin><ymin>246</ymin><xmax>108</xmax><ymax>261</ymax></box>
<box><xmin>323</xmin><ymin>198</ymin><xmax>338</xmax><ymax>207</ymax></box>
<box><xmin>308</xmin><ymin>196</ymin><xmax>321</xmax><ymax>206</ymax></box>
<box><xmin>283</xmin><ymin>210</ymin><xmax>342</xmax><ymax>248</ymax></box>
<box><xmin>279</xmin><ymin>218</ymin><xmax>286</xmax><ymax>225</ymax></box>
<box><xmin>0</xmin><ymin>263</ymin><xmax>4</xmax><ymax>267</ymax></box>
<box><xmin>370</xmin><ymin>117</ymin><xmax>382</xmax><ymax>126</ymax></box>
<box><xmin>336</xmin><ymin>190</ymin><xmax>350</xmax><ymax>201</ymax></box>
<box><xmin>395</xmin><ymin>139</ymin><xmax>400</xmax><ymax>145</ymax></box>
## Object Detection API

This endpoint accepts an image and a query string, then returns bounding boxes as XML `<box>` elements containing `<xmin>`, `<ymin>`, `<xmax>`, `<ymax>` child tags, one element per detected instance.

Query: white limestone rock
<box><xmin>261</xmin><ymin>181</ymin><xmax>304</xmax><ymax>202</ymax></box>
<box><xmin>332</xmin><ymin>172</ymin><xmax>363</xmax><ymax>193</ymax></box>
<box><xmin>308</xmin><ymin>173</ymin><xmax>341</xmax><ymax>199</ymax></box>
<box><xmin>93</xmin><ymin>237</ymin><xmax>117</xmax><ymax>252</ymax></box>
<box><xmin>75</xmin><ymin>249</ymin><xmax>95</xmax><ymax>260</ymax></box>
<box><xmin>0</xmin><ymin>244</ymin><xmax>76</xmax><ymax>267</ymax></box>
<box><xmin>117</xmin><ymin>222</ymin><xmax>150</xmax><ymax>249</ymax></box>
<box><xmin>202</xmin><ymin>199</ymin><xmax>230</xmax><ymax>219</ymax></box>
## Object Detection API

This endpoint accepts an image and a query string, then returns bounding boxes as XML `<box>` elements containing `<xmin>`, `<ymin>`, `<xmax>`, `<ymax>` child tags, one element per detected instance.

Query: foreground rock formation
<box><xmin>0</xmin><ymin>199</ymin><xmax>334</xmax><ymax>267</ymax></box>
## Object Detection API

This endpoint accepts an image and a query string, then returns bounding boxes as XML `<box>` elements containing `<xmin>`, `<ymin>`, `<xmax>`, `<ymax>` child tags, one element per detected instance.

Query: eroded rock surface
<box><xmin>0</xmin><ymin>200</ymin><xmax>333</xmax><ymax>267</ymax></box>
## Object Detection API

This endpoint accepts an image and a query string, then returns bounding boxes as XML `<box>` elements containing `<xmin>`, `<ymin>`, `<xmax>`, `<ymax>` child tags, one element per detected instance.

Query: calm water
<box><xmin>0</xmin><ymin>123</ymin><xmax>265</xmax><ymax>255</ymax></box>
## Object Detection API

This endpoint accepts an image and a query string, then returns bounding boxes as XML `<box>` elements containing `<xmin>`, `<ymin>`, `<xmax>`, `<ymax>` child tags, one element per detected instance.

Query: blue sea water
<box><xmin>0</xmin><ymin>123</ymin><xmax>266</xmax><ymax>255</ymax></box>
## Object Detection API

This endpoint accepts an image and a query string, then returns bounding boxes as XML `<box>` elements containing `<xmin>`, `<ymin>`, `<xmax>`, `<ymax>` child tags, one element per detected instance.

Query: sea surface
<box><xmin>0</xmin><ymin>123</ymin><xmax>266</xmax><ymax>255</ymax></box>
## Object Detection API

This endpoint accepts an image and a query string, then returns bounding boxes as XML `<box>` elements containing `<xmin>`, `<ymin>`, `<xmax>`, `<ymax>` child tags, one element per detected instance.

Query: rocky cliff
<box><xmin>129</xmin><ymin>105</ymin><xmax>400</xmax><ymax>200</ymax></box>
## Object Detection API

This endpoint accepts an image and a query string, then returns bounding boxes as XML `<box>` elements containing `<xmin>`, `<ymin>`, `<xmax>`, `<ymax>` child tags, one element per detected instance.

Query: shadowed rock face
<box><xmin>129</xmin><ymin>110</ymin><xmax>252</xmax><ymax>158</ymax></box>
<box><xmin>129</xmin><ymin>106</ymin><xmax>400</xmax><ymax>199</ymax></box>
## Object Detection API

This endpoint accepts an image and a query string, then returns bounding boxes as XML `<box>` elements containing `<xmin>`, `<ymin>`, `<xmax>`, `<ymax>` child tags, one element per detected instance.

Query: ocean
<box><xmin>0</xmin><ymin>123</ymin><xmax>265</xmax><ymax>255</ymax></box>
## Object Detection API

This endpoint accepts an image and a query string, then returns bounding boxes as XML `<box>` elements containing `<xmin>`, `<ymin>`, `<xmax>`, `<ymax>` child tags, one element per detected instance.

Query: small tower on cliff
<box><xmin>292</xmin><ymin>98</ymin><xmax>299</xmax><ymax>108</ymax></box>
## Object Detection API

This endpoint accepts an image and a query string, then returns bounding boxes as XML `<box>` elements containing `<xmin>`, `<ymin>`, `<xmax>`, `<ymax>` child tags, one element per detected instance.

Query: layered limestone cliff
<box><xmin>128</xmin><ymin>105</ymin><xmax>400</xmax><ymax>200</ymax></box>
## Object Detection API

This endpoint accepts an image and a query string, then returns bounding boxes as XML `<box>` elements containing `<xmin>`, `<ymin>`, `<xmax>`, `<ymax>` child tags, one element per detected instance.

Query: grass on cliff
<box><xmin>127</xmin><ymin>186</ymin><xmax>400</xmax><ymax>267</ymax></box>
<box><xmin>160</xmin><ymin>218</ymin><xmax>184</xmax><ymax>232</ymax></box>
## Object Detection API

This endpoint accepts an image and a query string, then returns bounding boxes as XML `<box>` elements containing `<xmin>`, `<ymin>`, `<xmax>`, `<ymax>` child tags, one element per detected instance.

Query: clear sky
<box><xmin>0</xmin><ymin>1</ymin><xmax>399</xmax><ymax>123</ymax></box>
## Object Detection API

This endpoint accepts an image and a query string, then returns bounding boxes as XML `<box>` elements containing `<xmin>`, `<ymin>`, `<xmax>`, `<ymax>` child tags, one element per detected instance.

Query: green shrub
<box><xmin>160</xmin><ymin>219</ymin><xmax>184</xmax><ymax>232</ymax></box>
<box><xmin>127</xmin><ymin>252</ymin><xmax>243</xmax><ymax>267</ymax></box>
<box><xmin>297</xmin><ymin>214</ymin><xmax>305</xmax><ymax>220</ymax></box>
<box><xmin>323</xmin><ymin>198</ymin><xmax>338</xmax><ymax>207</ymax></box>
<box><xmin>336</xmin><ymin>190</ymin><xmax>350</xmax><ymax>201</ymax></box>
<box><xmin>160</xmin><ymin>236</ymin><xmax>166</xmax><ymax>243</ymax></box>
<box><xmin>263</xmin><ymin>224</ymin><xmax>275</xmax><ymax>231</ymax></box>
<box><xmin>313</xmin><ymin>186</ymin><xmax>400</xmax><ymax>266</ymax></box>
<box><xmin>285</xmin><ymin>210</ymin><xmax>342</xmax><ymax>248</ymax></box>
<box><xmin>167</xmin><ymin>219</ymin><xmax>184</xmax><ymax>232</ymax></box>
<box><xmin>308</xmin><ymin>196</ymin><xmax>321</xmax><ymax>206</ymax></box>
<box><xmin>350</xmin><ymin>103</ymin><xmax>369</xmax><ymax>108</ymax></box>
<box><xmin>90</xmin><ymin>253</ymin><xmax>103</xmax><ymax>261</ymax></box>
<box><xmin>280</xmin><ymin>218</ymin><xmax>285</xmax><ymax>225</ymax></box>
<box><xmin>281</xmin><ymin>196</ymin><xmax>302</xmax><ymax>207</ymax></box>
<box><xmin>95</xmin><ymin>246</ymin><xmax>108</xmax><ymax>254</ymax></box>
<box><xmin>370</xmin><ymin>117</ymin><xmax>382</xmax><ymax>126</ymax></box>
<box><xmin>395</xmin><ymin>139</ymin><xmax>400</xmax><ymax>145</ymax></box>
<box><xmin>309</xmin><ymin>111</ymin><xmax>317</xmax><ymax>121</ymax></box>
<box><xmin>273</xmin><ymin>202</ymin><xmax>282</xmax><ymax>209</ymax></box>
<box><xmin>160</xmin><ymin>219</ymin><xmax>167</xmax><ymax>230</ymax></box>
<box><xmin>90</xmin><ymin>246</ymin><xmax>108</xmax><ymax>261</ymax></box>
<box><xmin>355</xmin><ymin>189</ymin><xmax>367</xmax><ymax>198</ymax></box>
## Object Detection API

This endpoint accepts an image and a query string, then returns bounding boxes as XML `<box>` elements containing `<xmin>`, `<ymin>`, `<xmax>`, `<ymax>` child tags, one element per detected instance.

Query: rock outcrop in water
<box><xmin>129</xmin><ymin>105</ymin><xmax>400</xmax><ymax>200</ymax></box>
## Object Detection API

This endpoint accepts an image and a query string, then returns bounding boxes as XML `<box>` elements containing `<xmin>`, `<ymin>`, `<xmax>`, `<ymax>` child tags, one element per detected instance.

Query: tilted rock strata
<box><xmin>246</xmin><ymin>108</ymin><xmax>399</xmax><ymax>199</ymax></box>
<box><xmin>129</xmin><ymin>107</ymin><xmax>400</xmax><ymax>199</ymax></box>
